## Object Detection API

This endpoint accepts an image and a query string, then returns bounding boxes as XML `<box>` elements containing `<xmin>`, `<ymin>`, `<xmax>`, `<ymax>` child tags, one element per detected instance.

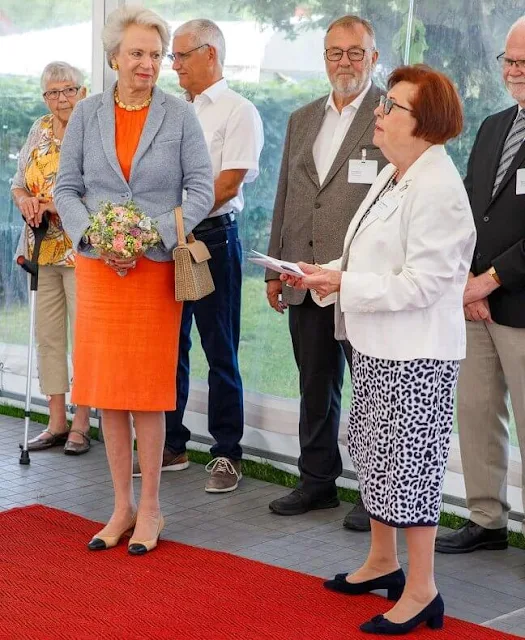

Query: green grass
<box><xmin>1</xmin><ymin>402</ymin><xmax>524</xmax><ymax>550</ymax></box>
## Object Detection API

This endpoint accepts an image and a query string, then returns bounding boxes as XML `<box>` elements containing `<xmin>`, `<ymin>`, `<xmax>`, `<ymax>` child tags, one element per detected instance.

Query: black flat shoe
<box><xmin>324</xmin><ymin>568</ymin><xmax>405</xmax><ymax>601</ymax></box>
<box><xmin>360</xmin><ymin>593</ymin><xmax>444</xmax><ymax>635</ymax></box>
<box><xmin>269</xmin><ymin>488</ymin><xmax>339</xmax><ymax>516</ymax></box>
<box><xmin>435</xmin><ymin>520</ymin><xmax>508</xmax><ymax>554</ymax></box>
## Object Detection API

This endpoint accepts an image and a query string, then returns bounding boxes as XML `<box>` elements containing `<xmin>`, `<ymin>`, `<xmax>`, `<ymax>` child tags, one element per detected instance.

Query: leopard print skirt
<box><xmin>348</xmin><ymin>349</ymin><xmax>460</xmax><ymax>527</ymax></box>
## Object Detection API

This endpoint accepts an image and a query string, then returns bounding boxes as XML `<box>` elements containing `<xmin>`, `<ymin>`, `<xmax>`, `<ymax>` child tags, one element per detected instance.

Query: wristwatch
<box><xmin>488</xmin><ymin>266</ymin><xmax>501</xmax><ymax>286</ymax></box>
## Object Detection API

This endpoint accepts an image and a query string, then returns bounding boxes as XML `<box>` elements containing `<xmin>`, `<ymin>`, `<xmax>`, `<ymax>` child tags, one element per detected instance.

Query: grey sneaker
<box><xmin>204</xmin><ymin>457</ymin><xmax>242</xmax><ymax>493</ymax></box>
<box><xmin>132</xmin><ymin>449</ymin><xmax>189</xmax><ymax>478</ymax></box>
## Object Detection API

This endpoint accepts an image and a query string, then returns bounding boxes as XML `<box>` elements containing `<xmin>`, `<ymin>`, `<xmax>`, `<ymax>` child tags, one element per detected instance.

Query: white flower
<box><xmin>138</xmin><ymin>217</ymin><xmax>152</xmax><ymax>231</ymax></box>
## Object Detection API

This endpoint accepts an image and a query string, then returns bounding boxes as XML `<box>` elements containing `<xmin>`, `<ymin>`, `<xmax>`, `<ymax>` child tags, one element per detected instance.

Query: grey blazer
<box><xmin>266</xmin><ymin>83</ymin><xmax>387</xmax><ymax>304</ymax></box>
<box><xmin>54</xmin><ymin>84</ymin><xmax>214</xmax><ymax>261</ymax></box>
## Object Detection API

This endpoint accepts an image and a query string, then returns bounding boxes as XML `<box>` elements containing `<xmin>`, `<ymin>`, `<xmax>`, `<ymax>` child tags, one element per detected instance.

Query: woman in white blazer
<box><xmin>283</xmin><ymin>65</ymin><xmax>476</xmax><ymax>635</ymax></box>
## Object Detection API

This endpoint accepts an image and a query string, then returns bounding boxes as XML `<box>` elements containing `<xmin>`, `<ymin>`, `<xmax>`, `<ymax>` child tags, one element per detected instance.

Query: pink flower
<box><xmin>130</xmin><ymin>227</ymin><xmax>141</xmax><ymax>237</ymax></box>
<box><xmin>112</xmin><ymin>233</ymin><xmax>125</xmax><ymax>253</ymax></box>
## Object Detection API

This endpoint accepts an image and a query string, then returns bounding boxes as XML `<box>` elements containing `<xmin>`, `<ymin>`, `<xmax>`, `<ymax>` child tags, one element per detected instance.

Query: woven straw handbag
<box><xmin>172</xmin><ymin>207</ymin><xmax>215</xmax><ymax>301</ymax></box>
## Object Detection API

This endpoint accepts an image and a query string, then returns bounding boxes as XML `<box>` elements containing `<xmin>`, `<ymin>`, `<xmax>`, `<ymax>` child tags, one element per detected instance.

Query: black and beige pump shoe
<box><xmin>88</xmin><ymin>516</ymin><xmax>137</xmax><ymax>551</ymax></box>
<box><xmin>128</xmin><ymin>514</ymin><xmax>165</xmax><ymax>555</ymax></box>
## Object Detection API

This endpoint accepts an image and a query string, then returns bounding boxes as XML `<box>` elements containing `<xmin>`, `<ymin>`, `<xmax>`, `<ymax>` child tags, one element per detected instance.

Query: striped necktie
<box><xmin>492</xmin><ymin>109</ymin><xmax>525</xmax><ymax>196</ymax></box>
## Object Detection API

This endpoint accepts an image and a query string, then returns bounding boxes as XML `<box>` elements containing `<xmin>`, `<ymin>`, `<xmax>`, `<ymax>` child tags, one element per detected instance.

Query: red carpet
<box><xmin>0</xmin><ymin>505</ymin><xmax>520</xmax><ymax>640</ymax></box>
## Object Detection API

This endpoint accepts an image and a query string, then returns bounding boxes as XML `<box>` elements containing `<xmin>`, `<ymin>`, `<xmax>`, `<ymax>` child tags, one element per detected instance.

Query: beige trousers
<box><xmin>457</xmin><ymin>320</ymin><xmax>525</xmax><ymax>530</ymax></box>
<box><xmin>34</xmin><ymin>265</ymin><xmax>76</xmax><ymax>395</ymax></box>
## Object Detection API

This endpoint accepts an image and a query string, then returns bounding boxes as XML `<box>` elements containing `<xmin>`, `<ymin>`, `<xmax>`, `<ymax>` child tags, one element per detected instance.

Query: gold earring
<box><xmin>111</xmin><ymin>61</ymin><xmax>118</xmax><ymax>71</ymax></box>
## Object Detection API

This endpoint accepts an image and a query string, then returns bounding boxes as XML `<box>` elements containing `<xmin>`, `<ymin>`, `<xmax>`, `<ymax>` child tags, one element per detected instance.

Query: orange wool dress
<box><xmin>72</xmin><ymin>106</ymin><xmax>182</xmax><ymax>411</ymax></box>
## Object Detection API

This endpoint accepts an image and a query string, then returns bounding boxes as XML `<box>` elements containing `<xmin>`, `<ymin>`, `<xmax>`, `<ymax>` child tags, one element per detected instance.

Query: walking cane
<box><xmin>16</xmin><ymin>214</ymin><xmax>49</xmax><ymax>466</ymax></box>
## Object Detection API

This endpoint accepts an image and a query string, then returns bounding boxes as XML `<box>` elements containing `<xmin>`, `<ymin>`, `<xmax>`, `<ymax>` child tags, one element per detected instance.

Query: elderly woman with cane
<box><xmin>282</xmin><ymin>65</ymin><xmax>476</xmax><ymax>635</ymax></box>
<box><xmin>12</xmin><ymin>61</ymin><xmax>91</xmax><ymax>455</ymax></box>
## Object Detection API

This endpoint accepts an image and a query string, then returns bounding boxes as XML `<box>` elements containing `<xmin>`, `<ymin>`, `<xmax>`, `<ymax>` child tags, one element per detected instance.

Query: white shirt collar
<box><xmin>187</xmin><ymin>78</ymin><xmax>228</xmax><ymax>104</ymax></box>
<box><xmin>325</xmin><ymin>80</ymin><xmax>372</xmax><ymax>114</ymax></box>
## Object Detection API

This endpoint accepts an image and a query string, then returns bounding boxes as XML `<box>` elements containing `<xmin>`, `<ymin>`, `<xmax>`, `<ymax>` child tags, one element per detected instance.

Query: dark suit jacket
<box><xmin>266</xmin><ymin>84</ymin><xmax>387</xmax><ymax>305</ymax></box>
<box><xmin>466</xmin><ymin>104</ymin><xmax>525</xmax><ymax>327</ymax></box>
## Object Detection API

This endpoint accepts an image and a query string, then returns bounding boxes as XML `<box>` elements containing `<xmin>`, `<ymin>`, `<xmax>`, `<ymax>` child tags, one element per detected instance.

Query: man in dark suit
<box><xmin>265</xmin><ymin>15</ymin><xmax>387</xmax><ymax>527</ymax></box>
<box><xmin>436</xmin><ymin>16</ymin><xmax>525</xmax><ymax>553</ymax></box>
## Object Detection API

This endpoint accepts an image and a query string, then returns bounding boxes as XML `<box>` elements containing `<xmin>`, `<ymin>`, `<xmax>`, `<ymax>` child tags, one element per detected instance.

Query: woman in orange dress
<box><xmin>55</xmin><ymin>6</ymin><xmax>214</xmax><ymax>554</ymax></box>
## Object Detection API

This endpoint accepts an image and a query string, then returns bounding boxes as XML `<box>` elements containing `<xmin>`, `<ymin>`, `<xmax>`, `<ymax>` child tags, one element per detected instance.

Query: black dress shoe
<box><xmin>269</xmin><ymin>488</ymin><xmax>339</xmax><ymax>516</ymax></box>
<box><xmin>360</xmin><ymin>593</ymin><xmax>444</xmax><ymax>635</ymax></box>
<box><xmin>324</xmin><ymin>568</ymin><xmax>405</xmax><ymax>601</ymax></box>
<box><xmin>343</xmin><ymin>495</ymin><xmax>371</xmax><ymax>531</ymax></box>
<box><xmin>435</xmin><ymin>520</ymin><xmax>508</xmax><ymax>554</ymax></box>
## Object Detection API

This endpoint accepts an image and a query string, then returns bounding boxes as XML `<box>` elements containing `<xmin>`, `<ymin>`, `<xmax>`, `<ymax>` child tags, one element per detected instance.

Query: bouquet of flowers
<box><xmin>87</xmin><ymin>201</ymin><xmax>160</xmax><ymax>261</ymax></box>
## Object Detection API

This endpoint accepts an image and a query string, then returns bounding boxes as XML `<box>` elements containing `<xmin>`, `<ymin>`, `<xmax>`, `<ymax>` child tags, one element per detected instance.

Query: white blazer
<box><xmin>314</xmin><ymin>145</ymin><xmax>477</xmax><ymax>361</ymax></box>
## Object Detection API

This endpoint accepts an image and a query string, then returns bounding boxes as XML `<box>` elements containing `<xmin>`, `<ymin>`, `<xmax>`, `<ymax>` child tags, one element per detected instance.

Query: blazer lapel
<box><xmin>487</xmin><ymin>106</ymin><xmax>520</xmax><ymax>206</ymax></box>
<box><xmin>348</xmin><ymin>145</ymin><xmax>446</xmax><ymax>242</ymax></box>
<box><xmin>349</xmin><ymin>165</ymin><xmax>396</xmax><ymax>241</ymax></box>
<box><xmin>97</xmin><ymin>84</ymin><xmax>127</xmax><ymax>186</ymax></box>
<box><xmin>129</xmin><ymin>87</ymin><xmax>166</xmax><ymax>182</ymax></box>
<box><xmin>321</xmin><ymin>84</ymin><xmax>382</xmax><ymax>191</ymax></box>
<box><xmin>302</xmin><ymin>98</ymin><xmax>327</xmax><ymax>189</ymax></box>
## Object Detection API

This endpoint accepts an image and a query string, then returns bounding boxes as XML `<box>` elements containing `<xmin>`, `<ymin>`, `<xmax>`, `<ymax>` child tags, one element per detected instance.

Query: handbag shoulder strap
<box><xmin>175</xmin><ymin>206</ymin><xmax>186</xmax><ymax>247</ymax></box>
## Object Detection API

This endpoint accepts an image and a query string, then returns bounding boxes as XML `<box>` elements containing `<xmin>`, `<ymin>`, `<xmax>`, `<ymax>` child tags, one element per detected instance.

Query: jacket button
<box><xmin>483</xmin><ymin>216</ymin><xmax>489</xmax><ymax>222</ymax></box>
<box><xmin>308</xmin><ymin>241</ymin><xmax>313</xmax><ymax>247</ymax></box>
<box><xmin>476</xmin><ymin>252</ymin><xmax>482</xmax><ymax>260</ymax></box>
<box><xmin>314</xmin><ymin>202</ymin><xmax>321</xmax><ymax>209</ymax></box>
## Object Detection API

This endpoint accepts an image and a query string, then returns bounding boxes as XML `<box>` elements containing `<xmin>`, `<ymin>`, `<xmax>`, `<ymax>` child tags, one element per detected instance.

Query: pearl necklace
<box><xmin>114</xmin><ymin>89</ymin><xmax>152</xmax><ymax>111</ymax></box>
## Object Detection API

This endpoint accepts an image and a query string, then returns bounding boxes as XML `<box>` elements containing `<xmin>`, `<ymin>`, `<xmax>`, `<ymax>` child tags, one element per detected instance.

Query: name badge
<box><xmin>348</xmin><ymin>159</ymin><xmax>378</xmax><ymax>184</ymax></box>
<box><xmin>517</xmin><ymin>168</ymin><xmax>525</xmax><ymax>195</ymax></box>
<box><xmin>370</xmin><ymin>193</ymin><xmax>398</xmax><ymax>220</ymax></box>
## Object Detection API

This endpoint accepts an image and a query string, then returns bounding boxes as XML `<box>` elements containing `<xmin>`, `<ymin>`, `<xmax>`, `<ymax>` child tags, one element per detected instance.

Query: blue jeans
<box><xmin>165</xmin><ymin>219</ymin><xmax>244</xmax><ymax>460</ymax></box>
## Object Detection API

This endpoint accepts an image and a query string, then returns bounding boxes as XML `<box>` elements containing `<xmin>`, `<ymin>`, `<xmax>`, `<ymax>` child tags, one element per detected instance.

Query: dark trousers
<box><xmin>288</xmin><ymin>292</ymin><xmax>351</xmax><ymax>496</ymax></box>
<box><xmin>165</xmin><ymin>219</ymin><xmax>244</xmax><ymax>461</ymax></box>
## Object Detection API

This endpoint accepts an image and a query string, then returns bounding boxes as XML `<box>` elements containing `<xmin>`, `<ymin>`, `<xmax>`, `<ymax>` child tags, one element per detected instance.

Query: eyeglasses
<box><xmin>43</xmin><ymin>86</ymin><xmax>81</xmax><ymax>100</ymax></box>
<box><xmin>380</xmin><ymin>94</ymin><xmax>414</xmax><ymax>115</ymax></box>
<box><xmin>167</xmin><ymin>44</ymin><xmax>209</xmax><ymax>63</ymax></box>
<box><xmin>324</xmin><ymin>47</ymin><xmax>373</xmax><ymax>62</ymax></box>
<box><xmin>496</xmin><ymin>53</ymin><xmax>525</xmax><ymax>70</ymax></box>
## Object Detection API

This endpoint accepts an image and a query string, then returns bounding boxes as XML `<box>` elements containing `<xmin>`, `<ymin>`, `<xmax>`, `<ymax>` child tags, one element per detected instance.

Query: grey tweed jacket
<box><xmin>54</xmin><ymin>83</ymin><xmax>214</xmax><ymax>261</ymax></box>
<box><xmin>266</xmin><ymin>83</ymin><xmax>387</xmax><ymax>304</ymax></box>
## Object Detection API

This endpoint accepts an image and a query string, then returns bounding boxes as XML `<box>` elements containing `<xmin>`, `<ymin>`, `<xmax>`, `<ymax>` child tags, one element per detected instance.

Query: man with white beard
<box><xmin>265</xmin><ymin>15</ymin><xmax>387</xmax><ymax>528</ymax></box>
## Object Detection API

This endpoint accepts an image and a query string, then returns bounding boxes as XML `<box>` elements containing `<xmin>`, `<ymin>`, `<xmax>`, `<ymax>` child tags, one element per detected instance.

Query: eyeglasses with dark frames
<box><xmin>496</xmin><ymin>52</ymin><xmax>525</xmax><ymax>70</ymax></box>
<box><xmin>43</xmin><ymin>86</ymin><xmax>81</xmax><ymax>100</ymax></box>
<box><xmin>380</xmin><ymin>94</ymin><xmax>414</xmax><ymax>115</ymax></box>
<box><xmin>167</xmin><ymin>44</ymin><xmax>210</xmax><ymax>63</ymax></box>
<box><xmin>324</xmin><ymin>47</ymin><xmax>374</xmax><ymax>62</ymax></box>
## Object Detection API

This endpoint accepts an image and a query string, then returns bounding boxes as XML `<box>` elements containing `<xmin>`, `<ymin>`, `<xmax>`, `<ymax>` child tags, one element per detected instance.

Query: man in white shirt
<box><xmin>266</xmin><ymin>15</ymin><xmax>387</xmax><ymax>526</ymax></box>
<box><xmin>133</xmin><ymin>20</ymin><xmax>263</xmax><ymax>492</ymax></box>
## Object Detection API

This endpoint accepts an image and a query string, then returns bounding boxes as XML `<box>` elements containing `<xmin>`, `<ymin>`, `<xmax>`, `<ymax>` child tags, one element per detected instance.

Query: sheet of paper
<box><xmin>248</xmin><ymin>250</ymin><xmax>305</xmax><ymax>277</ymax></box>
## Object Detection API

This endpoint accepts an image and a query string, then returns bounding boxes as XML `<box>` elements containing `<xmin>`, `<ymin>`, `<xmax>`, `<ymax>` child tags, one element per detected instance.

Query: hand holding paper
<box><xmin>248</xmin><ymin>250</ymin><xmax>306</xmax><ymax>277</ymax></box>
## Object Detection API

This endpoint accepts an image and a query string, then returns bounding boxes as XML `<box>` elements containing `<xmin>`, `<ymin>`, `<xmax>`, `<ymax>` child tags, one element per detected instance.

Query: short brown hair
<box><xmin>388</xmin><ymin>64</ymin><xmax>463</xmax><ymax>144</ymax></box>
<box><xmin>326</xmin><ymin>15</ymin><xmax>376</xmax><ymax>48</ymax></box>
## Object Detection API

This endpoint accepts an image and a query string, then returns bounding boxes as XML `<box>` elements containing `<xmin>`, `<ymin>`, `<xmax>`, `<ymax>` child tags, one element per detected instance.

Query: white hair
<box><xmin>507</xmin><ymin>16</ymin><xmax>525</xmax><ymax>41</ymax></box>
<box><xmin>173</xmin><ymin>19</ymin><xmax>226</xmax><ymax>67</ymax></box>
<box><xmin>40</xmin><ymin>61</ymin><xmax>85</xmax><ymax>91</ymax></box>
<box><xmin>102</xmin><ymin>5</ymin><xmax>171</xmax><ymax>66</ymax></box>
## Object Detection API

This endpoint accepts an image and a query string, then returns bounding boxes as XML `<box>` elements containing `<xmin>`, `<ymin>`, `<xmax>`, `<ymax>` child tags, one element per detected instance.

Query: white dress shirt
<box><xmin>312</xmin><ymin>81</ymin><xmax>372</xmax><ymax>186</ymax></box>
<box><xmin>191</xmin><ymin>78</ymin><xmax>264</xmax><ymax>217</ymax></box>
